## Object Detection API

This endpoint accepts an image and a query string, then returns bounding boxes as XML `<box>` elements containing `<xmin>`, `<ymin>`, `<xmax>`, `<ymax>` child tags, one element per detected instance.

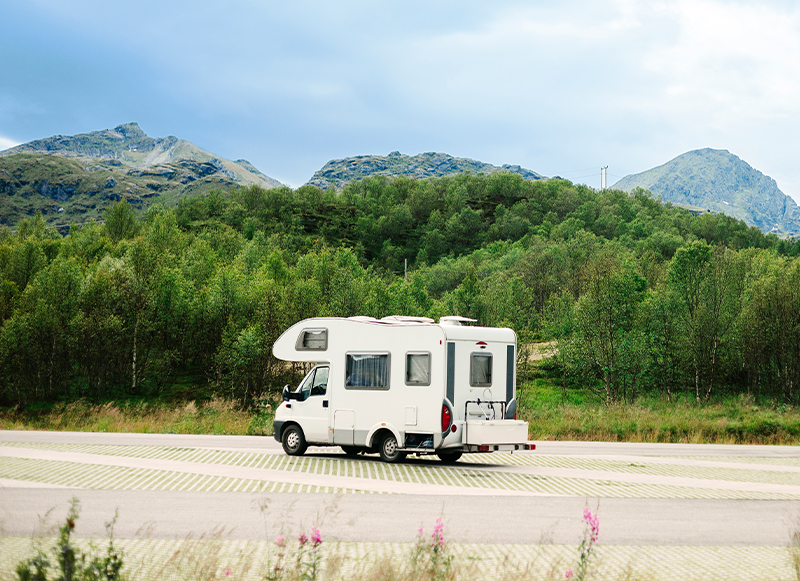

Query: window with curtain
<box><xmin>470</xmin><ymin>353</ymin><xmax>492</xmax><ymax>387</ymax></box>
<box><xmin>345</xmin><ymin>353</ymin><xmax>390</xmax><ymax>390</ymax></box>
<box><xmin>296</xmin><ymin>328</ymin><xmax>328</xmax><ymax>351</ymax></box>
<box><xmin>405</xmin><ymin>352</ymin><xmax>431</xmax><ymax>386</ymax></box>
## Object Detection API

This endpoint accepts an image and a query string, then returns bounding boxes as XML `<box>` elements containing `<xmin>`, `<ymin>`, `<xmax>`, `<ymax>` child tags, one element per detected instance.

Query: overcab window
<box><xmin>296</xmin><ymin>328</ymin><xmax>328</xmax><ymax>351</ymax></box>
<box><xmin>470</xmin><ymin>353</ymin><xmax>493</xmax><ymax>387</ymax></box>
<box><xmin>405</xmin><ymin>352</ymin><xmax>431</xmax><ymax>386</ymax></box>
<box><xmin>345</xmin><ymin>353</ymin><xmax>390</xmax><ymax>390</ymax></box>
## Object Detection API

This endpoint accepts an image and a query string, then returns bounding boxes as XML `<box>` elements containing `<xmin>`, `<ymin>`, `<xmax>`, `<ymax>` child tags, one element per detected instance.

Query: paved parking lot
<box><xmin>1</xmin><ymin>431</ymin><xmax>799</xmax><ymax>580</ymax></box>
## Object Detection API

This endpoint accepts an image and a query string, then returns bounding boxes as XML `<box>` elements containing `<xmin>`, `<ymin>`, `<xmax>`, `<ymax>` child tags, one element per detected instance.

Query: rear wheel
<box><xmin>281</xmin><ymin>425</ymin><xmax>307</xmax><ymax>456</ymax></box>
<box><xmin>436</xmin><ymin>450</ymin><xmax>463</xmax><ymax>463</ymax></box>
<box><xmin>341</xmin><ymin>445</ymin><xmax>361</xmax><ymax>457</ymax></box>
<box><xmin>378</xmin><ymin>432</ymin><xmax>407</xmax><ymax>463</ymax></box>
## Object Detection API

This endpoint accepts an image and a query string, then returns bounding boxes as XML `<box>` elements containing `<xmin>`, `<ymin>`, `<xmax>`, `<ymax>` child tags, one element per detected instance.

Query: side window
<box><xmin>345</xmin><ymin>353</ymin><xmax>390</xmax><ymax>390</ymax></box>
<box><xmin>311</xmin><ymin>366</ymin><xmax>329</xmax><ymax>396</ymax></box>
<box><xmin>470</xmin><ymin>353</ymin><xmax>493</xmax><ymax>387</ymax></box>
<box><xmin>299</xmin><ymin>366</ymin><xmax>329</xmax><ymax>398</ymax></box>
<box><xmin>296</xmin><ymin>328</ymin><xmax>328</xmax><ymax>351</ymax></box>
<box><xmin>405</xmin><ymin>352</ymin><xmax>431</xmax><ymax>386</ymax></box>
<box><xmin>298</xmin><ymin>368</ymin><xmax>316</xmax><ymax>399</ymax></box>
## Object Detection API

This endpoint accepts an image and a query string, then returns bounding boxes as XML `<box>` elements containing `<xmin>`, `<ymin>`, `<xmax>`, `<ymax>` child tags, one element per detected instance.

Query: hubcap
<box><xmin>384</xmin><ymin>438</ymin><xmax>397</xmax><ymax>456</ymax></box>
<box><xmin>287</xmin><ymin>431</ymin><xmax>299</xmax><ymax>450</ymax></box>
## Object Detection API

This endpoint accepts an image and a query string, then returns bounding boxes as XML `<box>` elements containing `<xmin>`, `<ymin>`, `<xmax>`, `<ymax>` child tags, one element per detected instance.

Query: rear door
<box><xmin>451</xmin><ymin>341</ymin><xmax>511</xmax><ymax>422</ymax></box>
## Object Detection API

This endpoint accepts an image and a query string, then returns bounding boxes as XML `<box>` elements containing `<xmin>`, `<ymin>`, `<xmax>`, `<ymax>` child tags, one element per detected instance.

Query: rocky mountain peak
<box><xmin>613</xmin><ymin>148</ymin><xmax>800</xmax><ymax>237</ymax></box>
<box><xmin>113</xmin><ymin>122</ymin><xmax>147</xmax><ymax>140</ymax></box>
<box><xmin>306</xmin><ymin>151</ymin><xmax>545</xmax><ymax>191</ymax></box>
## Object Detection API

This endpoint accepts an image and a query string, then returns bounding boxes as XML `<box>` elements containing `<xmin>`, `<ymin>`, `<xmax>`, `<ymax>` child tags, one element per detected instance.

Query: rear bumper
<box><xmin>465</xmin><ymin>442</ymin><xmax>535</xmax><ymax>452</ymax></box>
<box><xmin>463</xmin><ymin>419</ymin><xmax>529</xmax><ymax>446</ymax></box>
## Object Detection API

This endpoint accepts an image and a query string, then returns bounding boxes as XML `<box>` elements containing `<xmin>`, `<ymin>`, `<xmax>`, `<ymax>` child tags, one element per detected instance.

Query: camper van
<box><xmin>272</xmin><ymin>315</ymin><xmax>534</xmax><ymax>463</ymax></box>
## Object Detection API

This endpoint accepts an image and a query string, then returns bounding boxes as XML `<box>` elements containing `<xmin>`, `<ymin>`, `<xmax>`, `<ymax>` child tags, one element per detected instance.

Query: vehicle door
<box><xmin>292</xmin><ymin>365</ymin><xmax>330</xmax><ymax>443</ymax></box>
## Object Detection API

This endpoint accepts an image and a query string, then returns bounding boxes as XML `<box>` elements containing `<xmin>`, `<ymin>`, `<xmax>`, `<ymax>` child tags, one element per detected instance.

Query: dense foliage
<box><xmin>2</xmin><ymin>173</ymin><xmax>800</xmax><ymax>407</ymax></box>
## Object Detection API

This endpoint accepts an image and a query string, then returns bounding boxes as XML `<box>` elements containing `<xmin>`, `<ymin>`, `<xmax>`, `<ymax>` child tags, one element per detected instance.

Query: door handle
<box><xmin>323</xmin><ymin>400</ymin><xmax>329</xmax><ymax>408</ymax></box>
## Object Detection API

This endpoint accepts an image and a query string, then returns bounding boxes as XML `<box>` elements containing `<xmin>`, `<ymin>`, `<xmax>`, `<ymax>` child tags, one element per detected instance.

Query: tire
<box><xmin>281</xmin><ymin>424</ymin><xmax>307</xmax><ymax>456</ymax></box>
<box><xmin>341</xmin><ymin>445</ymin><xmax>361</xmax><ymax>457</ymax></box>
<box><xmin>436</xmin><ymin>450</ymin><xmax>463</xmax><ymax>463</ymax></box>
<box><xmin>378</xmin><ymin>432</ymin><xmax>407</xmax><ymax>463</ymax></box>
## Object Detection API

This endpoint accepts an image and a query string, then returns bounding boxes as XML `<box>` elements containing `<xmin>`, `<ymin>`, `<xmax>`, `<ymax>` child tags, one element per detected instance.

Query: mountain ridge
<box><xmin>0</xmin><ymin>123</ymin><xmax>282</xmax><ymax>230</ymax></box>
<box><xmin>306</xmin><ymin>151</ymin><xmax>546</xmax><ymax>191</ymax></box>
<box><xmin>612</xmin><ymin>148</ymin><xmax>800</xmax><ymax>237</ymax></box>
<box><xmin>1</xmin><ymin>122</ymin><xmax>283</xmax><ymax>189</ymax></box>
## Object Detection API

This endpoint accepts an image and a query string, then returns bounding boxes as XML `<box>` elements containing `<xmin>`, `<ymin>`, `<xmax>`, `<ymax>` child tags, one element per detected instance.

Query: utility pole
<box><xmin>601</xmin><ymin>166</ymin><xmax>608</xmax><ymax>190</ymax></box>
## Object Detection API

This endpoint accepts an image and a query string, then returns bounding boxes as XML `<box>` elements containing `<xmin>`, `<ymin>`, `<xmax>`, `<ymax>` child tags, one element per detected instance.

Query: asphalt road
<box><xmin>2</xmin><ymin>431</ymin><xmax>799</xmax><ymax>546</ymax></box>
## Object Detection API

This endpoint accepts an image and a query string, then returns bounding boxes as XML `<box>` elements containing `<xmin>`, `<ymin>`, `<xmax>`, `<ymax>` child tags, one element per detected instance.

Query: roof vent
<box><xmin>439</xmin><ymin>316</ymin><xmax>477</xmax><ymax>326</ymax></box>
<box><xmin>380</xmin><ymin>315</ymin><xmax>434</xmax><ymax>324</ymax></box>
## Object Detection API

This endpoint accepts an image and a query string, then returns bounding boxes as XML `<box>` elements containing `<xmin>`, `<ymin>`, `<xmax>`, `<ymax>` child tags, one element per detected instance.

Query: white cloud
<box><xmin>0</xmin><ymin>134</ymin><xmax>20</xmax><ymax>151</ymax></box>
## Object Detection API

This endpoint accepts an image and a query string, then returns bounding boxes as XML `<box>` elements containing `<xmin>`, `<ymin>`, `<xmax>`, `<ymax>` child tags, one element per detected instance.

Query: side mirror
<box><xmin>282</xmin><ymin>385</ymin><xmax>290</xmax><ymax>402</ymax></box>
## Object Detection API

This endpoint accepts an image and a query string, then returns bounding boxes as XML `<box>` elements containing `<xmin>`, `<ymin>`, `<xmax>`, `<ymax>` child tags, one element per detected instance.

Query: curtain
<box><xmin>406</xmin><ymin>353</ymin><xmax>430</xmax><ymax>385</ymax></box>
<box><xmin>346</xmin><ymin>354</ymin><xmax>389</xmax><ymax>388</ymax></box>
<box><xmin>471</xmin><ymin>354</ymin><xmax>492</xmax><ymax>386</ymax></box>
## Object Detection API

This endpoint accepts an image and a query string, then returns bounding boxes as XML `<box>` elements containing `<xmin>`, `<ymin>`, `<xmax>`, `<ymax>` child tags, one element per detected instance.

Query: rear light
<box><xmin>478</xmin><ymin>445</ymin><xmax>490</xmax><ymax>452</ymax></box>
<box><xmin>514</xmin><ymin>412</ymin><xmax>517</xmax><ymax>420</ymax></box>
<box><xmin>441</xmin><ymin>404</ymin><xmax>452</xmax><ymax>432</ymax></box>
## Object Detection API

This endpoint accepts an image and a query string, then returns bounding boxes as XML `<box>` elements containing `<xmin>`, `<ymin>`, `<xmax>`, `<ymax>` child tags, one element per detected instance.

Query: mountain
<box><xmin>306</xmin><ymin>151</ymin><xmax>545</xmax><ymax>191</ymax></box>
<box><xmin>612</xmin><ymin>148</ymin><xmax>800</xmax><ymax>237</ymax></box>
<box><xmin>2</xmin><ymin>122</ymin><xmax>282</xmax><ymax>189</ymax></box>
<box><xmin>0</xmin><ymin>123</ymin><xmax>283</xmax><ymax>231</ymax></box>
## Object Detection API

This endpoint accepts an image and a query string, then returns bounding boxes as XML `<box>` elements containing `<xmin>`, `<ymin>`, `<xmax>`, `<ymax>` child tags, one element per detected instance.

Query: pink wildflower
<box><xmin>298</xmin><ymin>532</ymin><xmax>308</xmax><ymax>546</ymax></box>
<box><xmin>275</xmin><ymin>534</ymin><xmax>286</xmax><ymax>549</ymax></box>
<box><xmin>565</xmin><ymin>568</ymin><xmax>574</xmax><ymax>579</ymax></box>
<box><xmin>224</xmin><ymin>568</ymin><xmax>233</xmax><ymax>577</ymax></box>
<box><xmin>311</xmin><ymin>526</ymin><xmax>322</xmax><ymax>547</ymax></box>
<box><xmin>583</xmin><ymin>508</ymin><xmax>599</xmax><ymax>543</ymax></box>
<box><xmin>431</xmin><ymin>517</ymin><xmax>445</xmax><ymax>549</ymax></box>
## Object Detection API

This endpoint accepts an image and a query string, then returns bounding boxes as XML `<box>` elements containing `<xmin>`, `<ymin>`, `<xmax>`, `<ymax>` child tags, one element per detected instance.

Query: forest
<box><xmin>2</xmin><ymin>172</ymin><xmax>800</xmax><ymax>409</ymax></box>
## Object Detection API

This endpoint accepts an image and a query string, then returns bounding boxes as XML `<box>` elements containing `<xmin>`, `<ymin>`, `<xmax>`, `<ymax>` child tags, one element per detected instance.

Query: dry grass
<box><xmin>3</xmin><ymin>381</ymin><xmax>800</xmax><ymax>445</ymax></box>
<box><xmin>0</xmin><ymin>398</ymin><xmax>263</xmax><ymax>435</ymax></box>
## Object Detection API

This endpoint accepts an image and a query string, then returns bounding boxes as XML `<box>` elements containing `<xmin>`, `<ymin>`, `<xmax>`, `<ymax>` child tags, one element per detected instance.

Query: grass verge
<box><xmin>0</xmin><ymin>398</ymin><xmax>274</xmax><ymax>436</ymax></box>
<box><xmin>2</xmin><ymin>381</ymin><xmax>800</xmax><ymax>445</ymax></box>
<box><xmin>519</xmin><ymin>380</ymin><xmax>800</xmax><ymax>445</ymax></box>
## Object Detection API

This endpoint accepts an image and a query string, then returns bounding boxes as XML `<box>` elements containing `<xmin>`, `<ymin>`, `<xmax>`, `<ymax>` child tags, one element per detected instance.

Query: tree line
<box><xmin>1</xmin><ymin>172</ymin><xmax>800</xmax><ymax>407</ymax></box>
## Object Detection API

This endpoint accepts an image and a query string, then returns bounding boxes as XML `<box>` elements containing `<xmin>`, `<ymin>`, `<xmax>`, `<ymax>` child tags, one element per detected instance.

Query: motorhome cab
<box><xmin>272</xmin><ymin>315</ymin><xmax>534</xmax><ymax>463</ymax></box>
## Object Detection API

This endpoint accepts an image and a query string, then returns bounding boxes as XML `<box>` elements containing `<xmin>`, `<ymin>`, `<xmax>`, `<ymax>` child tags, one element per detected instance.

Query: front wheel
<box><xmin>378</xmin><ymin>432</ymin><xmax>407</xmax><ymax>463</ymax></box>
<box><xmin>436</xmin><ymin>449</ymin><xmax>463</xmax><ymax>463</ymax></box>
<box><xmin>282</xmin><ymin>425</ymin><xmax>307</xmax><ymax>456</ymax></box>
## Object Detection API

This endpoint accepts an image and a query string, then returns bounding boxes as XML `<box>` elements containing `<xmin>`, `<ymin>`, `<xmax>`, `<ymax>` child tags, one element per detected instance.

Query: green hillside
<box><xmin>0</xmin><ymin>153</ymin><xmax>246</xmax><ymax>231</ymax></box>
<box><xmin>4</xmin><ymin>172</ymin><xmax>800</xmax><ymax>411</ymax></box>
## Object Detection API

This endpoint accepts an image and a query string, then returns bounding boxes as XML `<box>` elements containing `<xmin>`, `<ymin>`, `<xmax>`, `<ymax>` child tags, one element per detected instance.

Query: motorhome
<box><xmin>272</xmin><ymin>315</ymin><xmax>534</xmax><ymax>463</ymax></box>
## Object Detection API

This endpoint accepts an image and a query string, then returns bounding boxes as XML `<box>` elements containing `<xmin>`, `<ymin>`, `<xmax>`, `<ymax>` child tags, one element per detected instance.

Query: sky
<box><xmin>2</xmin><ymin>0</ymin><xmax>800</xmax><ymax>199</ymax></box>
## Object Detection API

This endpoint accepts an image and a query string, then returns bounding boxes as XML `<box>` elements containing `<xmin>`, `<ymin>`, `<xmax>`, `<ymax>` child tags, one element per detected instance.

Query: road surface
<box><xmin>2</xmin><ymin>430</ymin><xmax>799</xmax><ymax>547</ymax></box>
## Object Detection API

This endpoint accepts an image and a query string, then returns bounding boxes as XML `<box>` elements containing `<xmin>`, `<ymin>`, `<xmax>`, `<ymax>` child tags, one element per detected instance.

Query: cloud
<box><xmin>4</xmin><ymin>1</ymin><xmax>800</xmax><ymax>197</ymax></box>
<box><xmin>0</xmin><ymin>134</ymin><xmax>20</xmax><ymax>151</ymax></box>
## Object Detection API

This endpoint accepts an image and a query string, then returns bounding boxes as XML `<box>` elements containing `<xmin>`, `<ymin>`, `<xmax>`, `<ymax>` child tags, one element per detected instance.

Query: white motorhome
<box><xmin>272</xmin><ymin>315</ymin><xmax>534</xmax><ymax>463</ymax></box>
